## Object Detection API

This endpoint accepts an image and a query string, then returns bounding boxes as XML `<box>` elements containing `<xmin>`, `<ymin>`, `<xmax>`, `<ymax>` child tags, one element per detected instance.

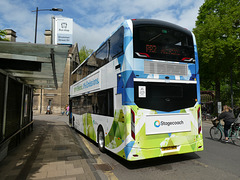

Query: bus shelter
<box><xmin>0</xmin><ymin>41</ymin><xmax>70</xmax><ymax>161</ymax></box>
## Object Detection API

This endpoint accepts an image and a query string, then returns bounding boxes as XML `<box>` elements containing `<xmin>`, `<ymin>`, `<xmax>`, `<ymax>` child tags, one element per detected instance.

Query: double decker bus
<box><xmin>69</xmin><ymin>19</ymin><xmax>203</xmax><ymax>161</ymax></box>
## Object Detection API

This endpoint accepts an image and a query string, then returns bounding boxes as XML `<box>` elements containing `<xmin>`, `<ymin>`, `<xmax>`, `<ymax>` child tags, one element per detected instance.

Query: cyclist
<box><xmin>218</xmin><ymin>105</ymin><xmax>235</xmax><ymax>142</ymax></box>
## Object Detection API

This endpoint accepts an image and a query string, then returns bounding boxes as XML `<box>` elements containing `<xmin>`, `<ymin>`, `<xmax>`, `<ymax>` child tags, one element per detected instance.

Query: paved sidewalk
<box><xmin>0</xmin><ymin>115</ymin><xmax>104</xmax><ymax>180</ymax></box>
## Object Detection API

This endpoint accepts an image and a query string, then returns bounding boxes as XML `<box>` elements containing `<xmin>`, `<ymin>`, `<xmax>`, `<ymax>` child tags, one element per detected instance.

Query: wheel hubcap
<box><xmin>99</xmin><ymin>131</ymin><xmax>104</xmax><ymax>147</ymax></box>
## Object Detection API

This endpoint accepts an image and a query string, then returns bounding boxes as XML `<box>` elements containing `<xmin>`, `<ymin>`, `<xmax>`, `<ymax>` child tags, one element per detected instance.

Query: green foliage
<box><xmin>0</xmin><ymin>29</ymin><xmax>9</xmax><ymax>41</ymax></box>
<box><xmin>79</xmin><ymin>45</ymin><xmax>93</xmax><ymax>63</ymax></box>
<box><xmin>193</xmin><ymin>0</ymin><xmax>240</xmax><ymax>107</ymax></box>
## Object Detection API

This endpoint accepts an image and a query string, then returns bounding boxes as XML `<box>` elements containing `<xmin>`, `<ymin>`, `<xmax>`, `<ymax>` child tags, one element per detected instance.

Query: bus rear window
<box><xmin>133</xmin><ymin>26</ymin><xmax>195</xmax><ymax>62</ymax></box>
<box><xmin>134</xmin><ymin>82</ymin><xmax>197</xmax><ymax>112</ymax></box>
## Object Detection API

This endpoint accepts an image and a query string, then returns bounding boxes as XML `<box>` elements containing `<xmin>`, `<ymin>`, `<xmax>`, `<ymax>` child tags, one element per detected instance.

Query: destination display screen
<box><xmin>133</xmin><ymin>25</ymin><xmax>195</xmax><ymax>62</ymax></box>
<box><xmin>146</xmin><ymin>44</ymin><xmax>181</xmax><ymax>56</ymax></box>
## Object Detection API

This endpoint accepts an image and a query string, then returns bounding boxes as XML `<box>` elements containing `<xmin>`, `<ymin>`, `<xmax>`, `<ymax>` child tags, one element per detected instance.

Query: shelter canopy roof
<box><xmin>0</xmin><ymin>41</ymin><xmax>70</xmax><ymax>89</ymax></box>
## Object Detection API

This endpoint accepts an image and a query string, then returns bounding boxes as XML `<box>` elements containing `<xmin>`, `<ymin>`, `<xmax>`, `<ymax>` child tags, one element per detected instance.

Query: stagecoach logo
<box><xmin>154</xmin><ymin>120</ymin><xmax>161</xmax><ymax>127</ymax></box>
<box><xmin>154</xmin><ymin>120</ymin><xmax>184</xmax><ymax>128</ymax></box>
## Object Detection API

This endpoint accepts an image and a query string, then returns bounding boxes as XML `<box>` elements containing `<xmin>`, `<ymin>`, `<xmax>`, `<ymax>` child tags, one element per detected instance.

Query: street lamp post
<box><xmin>32</xmin><ymin>7</ymin><xmax>63</xmax><ymax>43</ymax></box>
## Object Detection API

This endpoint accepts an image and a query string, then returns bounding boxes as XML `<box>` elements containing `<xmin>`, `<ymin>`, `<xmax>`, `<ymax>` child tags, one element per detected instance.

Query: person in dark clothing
<box><xmin>218</xmin><ymin>105</ymin><xmax>235</xmax><ymax>142</ymax></box>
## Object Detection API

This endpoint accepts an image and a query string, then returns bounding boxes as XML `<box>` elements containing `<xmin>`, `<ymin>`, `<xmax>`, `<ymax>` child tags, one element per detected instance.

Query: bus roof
<box><xmin>132</xmin><ymin>19</ymin><xmax>192</xmax><ymax>36</ymax></box>
<box><xmin>72</xmin><ymin>19</ymin><xmax>192</xmax><ymax>75</ymax></box>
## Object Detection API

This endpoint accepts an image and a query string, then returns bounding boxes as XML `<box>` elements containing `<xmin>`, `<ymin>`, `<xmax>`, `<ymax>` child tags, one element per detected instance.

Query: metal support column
<box><xmin>40</xmin><ymin>88</ymin><xmax>42</xmax><ymax>114</ymax></box>
<box><xmin>20</xmin><ymin>84</ymin><xmax>24</xmax><ymax>131</ymax></box>
<box><xmin>51</xmin><ymin>48</ymin><xmax>58</xmax><ymax>89</ymax></box>
<box><xmin>2</xmin><ymin>75</ymin><xmax>9</xmax><ymax>139</ymax></box>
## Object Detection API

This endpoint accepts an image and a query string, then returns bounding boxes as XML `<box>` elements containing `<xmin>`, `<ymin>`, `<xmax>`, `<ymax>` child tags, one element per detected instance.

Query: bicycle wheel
<box><xmin>232</xmin><ymin>128</ymin><xmax>240</xmax><ymax>146</ymax></box>
<box><xmin>210</xmin><ymin>126</ymin><xmax>222</xmax><ymax>141</ymax></box>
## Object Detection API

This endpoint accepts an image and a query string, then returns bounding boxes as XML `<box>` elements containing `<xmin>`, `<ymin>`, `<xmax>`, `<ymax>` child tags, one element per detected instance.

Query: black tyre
<box><xmin>210</xmin><ymin>126</ymin><xmax>222</xmax><ymax>141</ymax></box>
<box><xmin>72</xmin><ymin>116</ymin><xmax>75</xmax><ymax>128</ymax></box>
<box><xmin>98</xmin><ymin>127</ymin><xmax>105</xmax><ymax>152</ymax></box>
<box><xmin>232</xmin><ymin>129</ymin><xmax>240</xmax><ymax>146</ymax></box>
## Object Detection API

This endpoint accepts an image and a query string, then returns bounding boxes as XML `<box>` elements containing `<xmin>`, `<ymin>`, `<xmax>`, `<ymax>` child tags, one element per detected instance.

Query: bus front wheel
<box><xmin>98</xmin><ymin>127</ymin><xmax>105</xmax><ymax>153</ymax></box>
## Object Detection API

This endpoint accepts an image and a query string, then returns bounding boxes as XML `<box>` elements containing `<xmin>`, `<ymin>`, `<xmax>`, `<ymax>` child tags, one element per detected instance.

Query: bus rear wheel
<box><xmin>98</xmin><ymin>127</ymin><xmax>105</xmax><ymax>153</ymax></box>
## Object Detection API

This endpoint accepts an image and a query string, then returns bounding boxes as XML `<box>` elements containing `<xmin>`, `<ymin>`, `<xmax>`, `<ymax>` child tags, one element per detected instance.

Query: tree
<box><xmin>79</xmin><ymin>45</ymin><xmax>93</xmax><ymax>63</ymax></box>
<box><xmin>193</xmin><ymin>0</ymin><xmax>240</xmax><ymax>109</ymax></box>
<box><xmin>0</xmin><ymin>29</ymin><xmax>9</xmax><ymax>41</ymax></box>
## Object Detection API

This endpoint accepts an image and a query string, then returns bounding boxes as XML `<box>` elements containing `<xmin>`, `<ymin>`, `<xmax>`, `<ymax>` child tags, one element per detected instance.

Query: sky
<box><xmin>0</xmin><ymin>0</ymin><xmax>205</xmax><ymax>50</ymax></box>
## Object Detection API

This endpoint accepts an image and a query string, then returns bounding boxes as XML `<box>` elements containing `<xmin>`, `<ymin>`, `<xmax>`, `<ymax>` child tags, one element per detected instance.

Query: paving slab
<box><xmin>0</xmin><ymin>115</ymin><xmax>103</xmax><ymax>180</ymax></box>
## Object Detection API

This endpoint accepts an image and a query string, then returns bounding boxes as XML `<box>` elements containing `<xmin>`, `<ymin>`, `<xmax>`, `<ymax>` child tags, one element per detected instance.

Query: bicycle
<box><xmin>209</xmin><ymin>119</ymin><xmax>240</xmax><ymax>146</ymax></box>
<box><xmin>202</xmin><ymin>112</ymin><xmax>214</xmax><ymax>121</ymax></box>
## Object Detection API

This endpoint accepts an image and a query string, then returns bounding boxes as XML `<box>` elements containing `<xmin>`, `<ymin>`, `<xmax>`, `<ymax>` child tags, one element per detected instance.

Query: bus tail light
<box><xmin>182</xmin><ymin>57</ymin><xmax>191</xmax><ymax>61</ymax></box>
<box><xmin>197</xmin><ymin>107</ymin><xmax>201</xmax><ymax>134</ymax></box>
<box><xmin>131</xmin><ymin>109</ymin><xmax>135</xmax><ymax>140</ymax></box>
<box><xmin>135</xmin><ymin>52</ymin><xmax>150</xmax><ymax>58</ymax></box>
<box><xmin>198</xmin><ymin>126</ymin><xmax>202</xmax><ymax>134</ymax></box>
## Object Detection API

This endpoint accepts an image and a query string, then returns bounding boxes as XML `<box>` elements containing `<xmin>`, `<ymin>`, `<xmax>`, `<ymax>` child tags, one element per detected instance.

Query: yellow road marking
<box><xmin>193</xmin><ymin>160</ymin><xmax>208</xmax><ymax>168</ymax></box>
<box><xmin>80</xmin><ymin>135</ymin><xmax>103</xmax><ymax>164</ymax></box>
<box><xmin>79</xmin><ymin>135</ymin><xmax>118</xmax><ymax>180</ymax></box>
<box><xmin>105</xmin><ymin>171</ymin><xmax>118</xmax><ymax>180</ymax></box>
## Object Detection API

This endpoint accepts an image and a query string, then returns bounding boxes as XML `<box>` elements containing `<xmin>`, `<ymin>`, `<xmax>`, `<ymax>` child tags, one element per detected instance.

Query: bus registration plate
<box><xmin>161</xmin><ymin>146</ymin><xmax>177</xmax><ymax>151</ymax></box>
